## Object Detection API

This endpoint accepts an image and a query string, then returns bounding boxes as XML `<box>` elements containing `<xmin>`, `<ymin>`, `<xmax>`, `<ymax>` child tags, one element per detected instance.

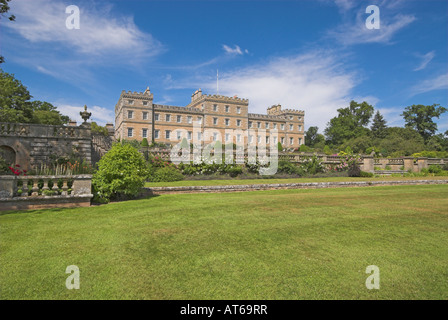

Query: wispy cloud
<box><xmin>328</xmin><ymin>12</ymin><xmax>416</xmax><ymax>45</ymax></box>
<box><xmin>196</xmin><ymin>51</ymin><xmax>369</xmax><ymax>131</ymax></box>
<box><xmin>410</xmin><ymin>73</ymin><xmax>448</xmax><ymax>96</ymax></box>
<box><xmin>414</xmin><ymin>51</ymin><xmax>435</xmax><ymax>71</ymax></box>
<box><xmin>222</xmin><ymin>44</ymin><xmax>248</xmax><ymax>56</ymax></box>
<box><xmin>6</xmin><ymin>0</ymin><xmax>163</xmax><ymax>57</ymax></box>
<box><xmin>3</xmin><ymin>0</ymin><xmax>164</xmax><ymax>88</ymax></box>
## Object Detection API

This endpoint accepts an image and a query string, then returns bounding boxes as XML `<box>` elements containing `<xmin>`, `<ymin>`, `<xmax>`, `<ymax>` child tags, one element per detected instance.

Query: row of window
<box><xmin>126</xmin><ymin>99</ymin><xmax>149</xmax><ymax>106</ymax></box>
<box><xmin>127</xmin><ymin>111</ymin><xmax>303</xmax><ymax>132</ymax></box>
<box><xmin>212</xmin><ymin>104</ymin><xmax>242</xmax><ymax>114</ymax></box>
<box><xmin>128</xmin><ymin>128</ymin><xmax>302</xmax><ymax>145</ymax></box>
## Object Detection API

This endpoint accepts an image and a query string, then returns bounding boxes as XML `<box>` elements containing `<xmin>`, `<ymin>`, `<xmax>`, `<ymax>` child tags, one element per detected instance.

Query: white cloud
<box><xmin>222</xmin><ymin>45</ymin><xmax>248</xmax><ymax>56</ymax></box>
<box><xmin>410</xmin><ymin>73</ymin><xmax>448</xmax><ymax>96</ymax></box>
<box><xmin>198</xmin><ymin>51</ymin><xmax>362</xmax><ymax>132</ymax></box>
<box><xmin>328</xmin><ymin>12</ymin><xmax>416</xmax><ymax>45</ymax></box>
<box><xmin>56</xmin><ymin>104</ymin><xmax>114</xmax><ymax>126</ymax></box>
<box><xmin>414</xmin><ymin>51</ymin><xmax>435</xmax><ymax>71</ymax></box>
<box><xmin>6</xmin><ymin>0</ymin><xmax>163</xmax><ymax>57</ymax></box>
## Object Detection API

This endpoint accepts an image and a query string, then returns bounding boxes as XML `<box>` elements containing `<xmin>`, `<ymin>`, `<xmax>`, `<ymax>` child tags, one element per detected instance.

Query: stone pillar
<box><xmin>417</xmin><ymin>157</ymin><xmax>428</xmax><ymax>172</ymax></box>
<box><xmin>403</xmin><ymin>157</ymin><xmax>415</xmax><ymax>172</ymax></box>
<box><xmin>362</xmin><ymin>156</ymin><xmax>374</xmax><ymax>173</ymax></box>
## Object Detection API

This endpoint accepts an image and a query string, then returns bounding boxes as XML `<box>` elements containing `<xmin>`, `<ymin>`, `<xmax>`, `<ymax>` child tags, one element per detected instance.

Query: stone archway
<box><xmin>0</xmin><ymin>145</ymin><xmax>16</xmax><ymax>166</ymax></box>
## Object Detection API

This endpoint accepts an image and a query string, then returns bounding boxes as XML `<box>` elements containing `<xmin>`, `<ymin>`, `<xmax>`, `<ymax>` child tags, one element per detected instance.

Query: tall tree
<box><xmin>305</xmin><ymin>126</ymin><xmax>324</xmax><ymax>147</ymax></box>
<box><xmin>0</xmin><ymin>0</ymin><xmax>16</xmax><ymax>64</ymax></box>
<box><xmin>370</xmin><ymin>110</ymin><xmax>388</xmax><ymax>139</ymax></box>
<box><xmin>0</xmin><ymin>69</ymin><xmax>69</xmax><ymax>125</ymax></box>
<box><xmin>324</xmin><ymin>100</ymin><xmax>374</xmax><ymax>146</ymax></box>
<box><xmin>401</xmin><ymin>104</ymin><xmax>447</xmax><ymax>141</ymax></box>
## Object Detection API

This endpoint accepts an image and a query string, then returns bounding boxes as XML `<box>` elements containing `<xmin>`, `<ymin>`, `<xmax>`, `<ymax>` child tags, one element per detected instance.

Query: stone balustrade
<box><xmin>0</xmin><ymin>174</ymin><xmax>93</xmax><ymax>211</ymax></box>
<box><xmin>142</xmin><ymin>150</ymin><xmax>446</xmax><ymax>174</ymax></box>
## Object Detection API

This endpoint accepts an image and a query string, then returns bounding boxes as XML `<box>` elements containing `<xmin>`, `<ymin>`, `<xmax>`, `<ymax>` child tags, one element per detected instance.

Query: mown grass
<box><xmin>145</xmin><ymin>175</ymin><xmax>448</xmax><ymax>187</ymax></box>
<box><xmin>1</xmin><ymin>184</ymin><xmax>447</xmax><ymax>299</ymax></box>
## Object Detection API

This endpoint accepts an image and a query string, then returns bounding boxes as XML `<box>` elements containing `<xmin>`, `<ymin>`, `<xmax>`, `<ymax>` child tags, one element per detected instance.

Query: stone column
<box><xmin>362</xmin><ymin>156</ymin><xmax>374</xmax><ymax>173</ymax></box>
<box><xmin>403</xmin><ymin>157</ymin><xmax>415</xmax><ymax>172</ymax></box>
<box><xmin>417</xmin><ymin>157</ymin><xmax>428</xmax><ymax>172</ymax></box>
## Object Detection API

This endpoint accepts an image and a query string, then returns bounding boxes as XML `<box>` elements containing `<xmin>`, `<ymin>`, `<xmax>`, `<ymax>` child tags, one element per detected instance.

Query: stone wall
<box><xmin>0</xmin><ymin>122</ymin><xmax>92</xmax><ymax>170</ymax></box>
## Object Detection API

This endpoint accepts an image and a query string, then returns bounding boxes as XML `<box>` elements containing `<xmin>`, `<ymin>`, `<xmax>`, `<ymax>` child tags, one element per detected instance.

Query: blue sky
<box><xmin>1</xmin><ymin>0</ymin><xmax>447</xmax><ymax>134</ymax></box>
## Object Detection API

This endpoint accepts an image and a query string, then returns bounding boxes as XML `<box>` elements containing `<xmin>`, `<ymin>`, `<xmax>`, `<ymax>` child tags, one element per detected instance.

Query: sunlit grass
<box><xmin>1</xmin><ymin>184</ymin><xmax>447</xmax><ymax>299</ymax></box>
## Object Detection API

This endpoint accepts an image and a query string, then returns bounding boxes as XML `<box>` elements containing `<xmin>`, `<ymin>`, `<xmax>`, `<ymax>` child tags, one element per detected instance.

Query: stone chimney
<box><xmin>68</xmin><ymin>119</ymin><xmax>77</xmax><ymax>126</ymax></box>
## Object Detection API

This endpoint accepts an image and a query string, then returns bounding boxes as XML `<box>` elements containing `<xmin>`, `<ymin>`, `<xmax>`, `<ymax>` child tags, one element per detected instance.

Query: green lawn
<box><xmin>145</xmin><ymin>175</ymin><xmax>448</xmax><ymax>187</ymax></box>
<box><xmin>1</xmin><ymin>184</ymin><xmax>447</xmax><ymax>299</ymax></box>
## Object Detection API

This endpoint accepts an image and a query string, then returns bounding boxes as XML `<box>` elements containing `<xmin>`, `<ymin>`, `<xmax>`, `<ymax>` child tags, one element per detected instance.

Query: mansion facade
<box><xmin>114</xmin><ymin>87</ymin><xmax>305</xmax><ymax>148</ymax></box>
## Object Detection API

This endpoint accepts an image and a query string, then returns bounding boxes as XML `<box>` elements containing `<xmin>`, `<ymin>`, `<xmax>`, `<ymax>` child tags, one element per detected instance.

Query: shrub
<box><xmin>150</xmin><ymin>167</ymin><xmax>184</xmax><ymax>182</ymax></box>
<box><xmin>0</xmin><ymin>156</ymin><xmax>9</xmax><ymax>174</ymax></box>
<box><xmin>226</xmin><ymin>165</ymin><xmax>243</xmax><ymax>177</ymax></box>
<box><xmin>141</xmin><ymin>138</ymin><xmax>149</xmax><ymax>147</ymax></box>
<box><xmin>360</xmin><ymin>171</ymin><xmax>374</xmax><ymax>178</ymax></box>
<box><xmin>278</xmin><ymin>160</ymin><xmax>301</xmax><ymax>175</ymax></box>
<box><xmin>301</xmin><ymin>155</ymin><xmax>325</xmax><ymax>175</ymax></box>
<box><xmin>427</xmin><ymin>165</ymin><xmax>442</xmax><ymax>174</ymax></box>
<box><xmin>92</xmin><ymin>143</ymin><xmax>148</xmax><ymax>202</ymax></box>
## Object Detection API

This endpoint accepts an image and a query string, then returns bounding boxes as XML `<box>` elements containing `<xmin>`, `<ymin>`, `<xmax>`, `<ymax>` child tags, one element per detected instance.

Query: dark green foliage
<box><xmin>359</xmin><ymin>171</ymin><xmax>374</xmax><ymax>178</ymax></box>
<box><xmin>401</xmin><ymin>104</ymin><xmax>447</xmax><ymax>142</ymax></box>
<box><xmin>305</xmin><ymin>126</ymin><xmax>325</xmax><ymax>148</ymax></box>
<box><xmin>278</xmin><ymin>160</ymin><xmax>302</xmax><ymax>175</ymax></box>
<box><xmin>370</xmin><ymin>110</ymin><xmax>387</xmax><ymax>139</ymax></box>
<box><xmin>0</xmin><ymin>155</ymin><xmax>9</xmax><ymax>174</ymax></box>
<box><xmin>324</xmin><ymin>101</ymin><xmax>374</xmax><ymax>146</ymax></box>
<box><xmin>378</xmin><ymin>127</ymin><xmax>425</xmax><ymax>156</ymax></box>
<box><xmin>0</xmin><ymin>70</ymin><xmax>69</xmax><ymax>124</ymax></box>
<box><xmin>151</xmin><ymin>167</ymin><xmax>184</xmax><ymax>182</ymax></box>
<box><xmin>427</xmin><ymin>165</ymin><xmax>443</xmax><ymax>174</ymax></box>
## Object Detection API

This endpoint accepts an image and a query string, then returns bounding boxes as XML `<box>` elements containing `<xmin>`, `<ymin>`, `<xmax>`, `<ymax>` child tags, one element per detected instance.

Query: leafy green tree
<box><xmin>30</xmin><ymin>101</ymin><xmax>69</xmax><ymax>125</ymax></box>
<box><xmin>305</xmin><ymin>126</ymin><xmax>325</xmax><ymax>148</ymax></box>
<box><xmin>370</xmin><ymin>110</ymin><xmax>387</xmax><ymax>139</ymax></box>
<box><xmin>0</xmin><ymin>70</ymin><xmax>69</xmax><ymax>124</ymax></box>
<box><xmin>91</xmin><ymin>121</ymin><xmax>109</xmax><ymax>136</ymax></box>
<box><xmin>401</xmin><ymin>104</ymin><xmax>447</xmax><ymax>142</ymax></box>
<box><xmin>378</xmin><ymin>127</ymin><xmax>425</xmax><ymax>156</ymax></box>
<box><xmin>324</xmin><ymin>101</ymin><xmax>374</xmax><ymax>146</ymax></box>
<box><xmin>0</xmin><ymin>70</ymin><xmax>33</xmax><ymax>122</ymax></box>
<box><xmin>92</xmin><ymin>143</ymin><xmax>148</xmax><ymax>202</ymax></box>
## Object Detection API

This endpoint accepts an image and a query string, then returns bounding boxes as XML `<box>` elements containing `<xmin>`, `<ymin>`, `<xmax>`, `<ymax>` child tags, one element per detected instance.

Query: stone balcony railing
<box><xmin>0</xmin><ymin>174</ymin><xmax>93</xmax><ymax>211</ymax></box>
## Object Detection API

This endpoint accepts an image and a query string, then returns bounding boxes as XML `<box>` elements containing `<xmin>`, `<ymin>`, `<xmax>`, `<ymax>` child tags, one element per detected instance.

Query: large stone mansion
<box><xmin>114</xmin><ymin>87</ymin><xmax>305</xmax><ymax>148</ymax></box>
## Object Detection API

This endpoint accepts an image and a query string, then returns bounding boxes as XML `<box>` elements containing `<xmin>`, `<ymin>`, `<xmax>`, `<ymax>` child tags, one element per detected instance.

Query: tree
<box><xmin>401</xmin><ymin>104</ymin><xmax>447</xmax><ymax>142</ymax></box>
<box><xmin>378</xmin><ymin>127</ymin><xmax>425</xmax><ymax>156</ymax></box>
<box><xmin>324</xmin><ymin>100</ymin><xmax>374</xmax><ymax>146</ymax></box>
<box><xmin>0</xmin><ymin>69</ymin><xmax>69</xmax><ymax>125</ymax></box>
<box><xmin>0</xmin><ymin>0</ymin><xmax>16</xmax><ymax>64</ymax></box>
<box><xmin>305</xmin><ymin>126</ymin><xmax>325</xmax><ymax>148</ymax></box>
<box><xmin>370</xmin><ymin>110</ymin><xmax>387</xmax><ymax>139</ymax></box>
<box><xmin>31</xmin><ymin>101</ymin><xmax>69</xmax><ymax>125</ymax></box>
<box><xmin>91</xmin><ymin>121</ymin><xmax>109</xmax><ymax>136</ymax></box>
